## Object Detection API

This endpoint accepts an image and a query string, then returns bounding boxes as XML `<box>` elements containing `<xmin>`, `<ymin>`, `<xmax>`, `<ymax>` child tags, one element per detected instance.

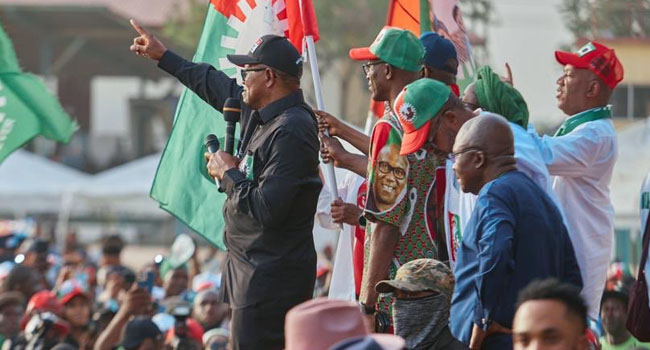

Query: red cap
<box><xmin>555</xmin><ymin>41</ymin><xmax>624</xmax><ymax>89</ymax></box>
<box><xmin>166</xmin><ymin>318</ymin><xmax>204</xmax><ymax>344</ymax></box>
<box><xmin>27</xmin><ymin>291</ymin><xmax>63</xmax><ymax>314</ymax></box>
<box><xmin>22</xmin><ymin>291</ymin><xmax>64</xmax><ymax>330</ymax></box>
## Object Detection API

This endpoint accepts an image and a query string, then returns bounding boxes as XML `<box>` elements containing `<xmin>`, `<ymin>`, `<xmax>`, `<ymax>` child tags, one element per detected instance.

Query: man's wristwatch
<box><xmin>359</xmin><ymin>301</ymin><xmax>375</xmax><ymax>315</ymax></box>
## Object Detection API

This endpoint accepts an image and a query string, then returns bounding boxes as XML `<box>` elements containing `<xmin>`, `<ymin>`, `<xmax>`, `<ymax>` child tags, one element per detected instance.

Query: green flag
<box><xmin>150</xmin><ymin>0</ymin><xmax>289</xmax><ymax>249</ymax></box>
<box><xmin>0</xmin><ymin>23</ymin><xmax>78</xmax><ymax>163</ymax></box>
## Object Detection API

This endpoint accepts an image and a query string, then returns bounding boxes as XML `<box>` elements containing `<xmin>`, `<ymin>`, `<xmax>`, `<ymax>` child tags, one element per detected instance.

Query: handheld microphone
<box><xmin>223</xmin><ymin>98</ymin><xmax>241</xmax><ymax>155</ymax></box>
<box><xmin>205</xmin><ymin>134</ymin><xmax>222</xmax><ymax>190</ymax></box>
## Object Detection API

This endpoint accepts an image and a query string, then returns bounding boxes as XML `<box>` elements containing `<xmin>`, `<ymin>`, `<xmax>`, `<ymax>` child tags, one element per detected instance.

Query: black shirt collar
<box><xmin>256</xmin><ymin>90</ymin><xmax>305</xmax><ymax>124</ymax></box>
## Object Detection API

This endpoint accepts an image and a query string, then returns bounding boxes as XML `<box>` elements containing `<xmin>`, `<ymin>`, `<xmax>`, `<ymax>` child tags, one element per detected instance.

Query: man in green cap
<box><xmin>375</xmin><ymin>258</ymin><xmax>465</xmax><ymax>350</ymax></box>
<box><xmin>318</xmin><ymin>27</ymin><xmax>449</xmax><ymax>331</ymax></box>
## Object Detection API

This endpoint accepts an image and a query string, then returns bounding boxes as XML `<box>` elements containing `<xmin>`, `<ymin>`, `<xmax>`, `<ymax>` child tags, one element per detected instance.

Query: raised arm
<box><xmin>129</xmin><ymin>19</ymin><xmax>242</xmax><ymax>112</ymax></box>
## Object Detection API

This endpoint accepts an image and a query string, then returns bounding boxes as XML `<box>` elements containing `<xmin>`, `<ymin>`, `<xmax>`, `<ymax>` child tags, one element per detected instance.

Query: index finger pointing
<box><xmin>130</xmin><ymin>19</ymin><xmax>149</xmax><ymax>36</ymax></box>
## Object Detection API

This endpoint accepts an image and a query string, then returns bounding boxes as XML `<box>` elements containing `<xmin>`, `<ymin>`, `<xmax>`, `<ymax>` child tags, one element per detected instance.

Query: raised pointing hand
<box><xmin>129</xmin><ymin>19</ymin><xmax>167</xmax><ymax>61</ymax></box>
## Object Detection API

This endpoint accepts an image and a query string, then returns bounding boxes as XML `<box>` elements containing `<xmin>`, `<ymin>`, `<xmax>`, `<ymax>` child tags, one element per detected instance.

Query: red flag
<box><xmin>284</xmin><ymin>0</ymin><xmax>319</xmax><ymax>53</ymax></box>
<box><xmin>299</xmin><ymin>0</ymin><xmax>320</xmax><ymax>39</ymax></box>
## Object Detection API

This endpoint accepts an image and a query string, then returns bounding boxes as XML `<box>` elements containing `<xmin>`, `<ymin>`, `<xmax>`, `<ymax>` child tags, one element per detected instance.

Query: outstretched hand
<box><xmin>129</xmin><ymin>19</ymin><xmax>167</xmax><ymax>61</ymax></box>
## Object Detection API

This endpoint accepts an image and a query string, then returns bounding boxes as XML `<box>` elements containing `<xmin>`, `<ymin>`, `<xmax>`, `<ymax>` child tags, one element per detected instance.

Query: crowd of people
<box><xmin>0</xmin><ymin>233</ymin><xmax>232</xmax><ymax>350</ymax></box>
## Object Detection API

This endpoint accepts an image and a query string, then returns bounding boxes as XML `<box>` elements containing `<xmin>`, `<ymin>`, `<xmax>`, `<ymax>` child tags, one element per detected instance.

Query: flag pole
<box><xmin>305</xmin><ymin>35</ymin><xmax>339</xmax><ymax>199</ymax></box>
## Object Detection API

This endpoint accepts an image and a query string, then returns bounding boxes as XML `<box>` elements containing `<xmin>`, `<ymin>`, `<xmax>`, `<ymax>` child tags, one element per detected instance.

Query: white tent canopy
<box><xmin>77</xmin><ymin>152</ymin><xmax>168</xmax><ymax>218</ymax></box>
<box><xmin>0</xmin><ymin>150</ymin><xmax>90</xmax><ymax>215</ymax></box>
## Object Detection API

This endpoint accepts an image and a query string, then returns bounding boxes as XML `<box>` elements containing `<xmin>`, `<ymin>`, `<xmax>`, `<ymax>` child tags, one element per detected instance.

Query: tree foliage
<box><xmin>560</xmin><ymin>0</ymin><xmax>650</xmax><ymax>39</ymax></box>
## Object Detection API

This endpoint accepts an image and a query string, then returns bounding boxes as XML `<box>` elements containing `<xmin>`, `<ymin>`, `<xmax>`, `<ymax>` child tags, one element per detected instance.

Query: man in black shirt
<box><xmin>129</xmin><ymin>20</ymin><xmax>322</xmax><ymax>350</ymax></box>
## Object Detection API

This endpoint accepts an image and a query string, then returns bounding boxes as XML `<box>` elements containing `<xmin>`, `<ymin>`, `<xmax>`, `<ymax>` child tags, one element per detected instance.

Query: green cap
<box><xmin>375</xmin><ymin>258</ymin><xmax>455</xmax><ymax>303</ymax></box>
<box><xmin>349</xmin><ymin>27</ymin><xmax>424</xmax><ymax>72</ymax></box>
<box><xmin>393</xmin><ymin>78</ymin><xmax>451</xmax><ymax>155</ymax></box>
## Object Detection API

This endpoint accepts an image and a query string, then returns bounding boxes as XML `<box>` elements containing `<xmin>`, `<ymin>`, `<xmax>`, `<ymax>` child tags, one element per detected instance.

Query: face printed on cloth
<box><xmin>371</xmin><ymin>144</ymin><xmax>408</xmax><ymax>212</ymax></box>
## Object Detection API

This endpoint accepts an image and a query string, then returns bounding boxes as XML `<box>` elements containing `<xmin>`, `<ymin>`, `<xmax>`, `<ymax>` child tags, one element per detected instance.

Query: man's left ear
<box><xmin>587</xmin><ymin>79</ymin><xmax>601</xmax><ymax>98</ymax></box>
<box><xmin>265</xmin><ymin>69</ymin><xmax>274</xmax><ymax>87</ymax></box>
<box><xmin>474</xmin><ymin>151</ymin><xmax>486</xmax><ymax>169</ymax></box>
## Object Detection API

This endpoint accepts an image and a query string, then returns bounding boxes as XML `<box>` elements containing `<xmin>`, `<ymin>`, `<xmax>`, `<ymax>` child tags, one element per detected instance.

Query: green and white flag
<box><xmin>0</xmin><ymin>22</ymin><xmax>78</xmax><ymax>163</ymax></box>
<box><xmin>150</xmin><ymin>0</ymin><xmax>293</xmax><ymax>249</ymax></box>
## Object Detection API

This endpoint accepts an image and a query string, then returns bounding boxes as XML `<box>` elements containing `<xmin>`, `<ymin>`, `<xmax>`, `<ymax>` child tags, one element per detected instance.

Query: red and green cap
<box><xmin>555</xmin><ymin>41</ymin><xmax>624</xmax><ymax>89</ymax></box>
<box><xmin>393</xmin><ymin>78</ymin><xmax>451</xmax><ymax>155</ymax></box>
<box><xmin>349</xmin><ymin>27</ymin><xmax>424</xmax><ymax>72</ymax></box>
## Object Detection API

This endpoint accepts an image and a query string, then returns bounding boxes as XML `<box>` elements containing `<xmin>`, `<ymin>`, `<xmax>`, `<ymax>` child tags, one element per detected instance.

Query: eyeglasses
<box><xmin>463</xmin><ymin>101</ymin><xmax>481</xmax><ymax>111</ymax></box>
<box><xmin>377</xmin><ymin>161</ymin><xmax>406</xmax><ymax>180</ymax></box>
<box><xmin>362</xmin><ymin>61</ymin><xmax>385</xmax><ymax>76</ymax></box>
<box><xmin>240</xmin><ymin>67</ymin><xmax>267</xmax><ymax>81</ymax></box>
<box><xmin>450</xmin><ymin>147</ymin><xmax>483</xmax><ymax>163</ymax></box>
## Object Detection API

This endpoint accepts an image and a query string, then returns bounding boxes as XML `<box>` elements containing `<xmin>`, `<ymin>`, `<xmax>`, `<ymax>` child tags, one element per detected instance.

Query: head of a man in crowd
<box><xmin>376</xmin><ymin>258</ymin><xmax>454</xmax><ymax>349</ymax></box>
<box><xmin>166</xmin><ymin>317</ymin><xmax>204</xmax><ymax>350</ymax></box>
<box><xmin>373</xmin><ymin>144</ymin><xmax>408</xmax><ymax>212</ymax></box>
<box><xmin>284</xmin><ymin>298</ymin><xmax>369</xmax><ymax>350</ymax></box>
<box><xmin>452</xmin><ymin>113</ymin><xmax>516</xmax><ymax>194</ymax></box>
<box><xmin>163</xmin><ymin>266</ymin><xmax>189</xmax><ymax>298</ymax></box>
<box><xmin>227</xmin><ymin>35</ymin><xmax>302</xmax><ymax>110</ymax></box>
<box><xmin>21</xmin><ymin>290</ymin><xmax>63</xmax><ymax>330</ymax></box>
<box><xmin>203</xmin><ymin>328</ymin><xmax>229</xmax><ymax>350</ymax></box>
<box><xmin>122</xmin><ymin>317</ymin><xmax>163</xmax><ymax>350</ymax></box>
<box><xmin>420</xmin><ymin>32</ymin><xmax>458</xmax><ymax>87</ymax></box>
<box><xmin>393</xmin><ymin>78</ymin><xmax>474</xmax><ymax>158</ymax></box>
<box><xmin>0</xmin><ymin>292</ymin><xmax>24</xmax><ymax>338</ymax></box>
<box><xmin>513</xmin><ymin>279</ymin><xmax>588</xmax><ymax>350</ymax></box>
<box><xmin>101</xmin><ymin>234</ymin><xmax>125</xmax><ymax>266</ymax></box>
<box><xmin>349</xmin><ymin>27</ymin><xmax>424</xmax><ymax>104</ymax></box>
<box><xmin>58</xmin><ymin>280</ymin><xmax>91</xmax><ymax>329</ymax></box>
<box><xmin>23</xmin><ymin>239</ymin><xmax>50</xmax><ymax>273</ymax></box>
<box><xmin>554</xmin><ymin>41</ymin><xmax>623</xmax><ymax>116</ymax></box>
<box><xmin>192</xmin><ymin>290</ymin><xmax>228</xmax><ymax>330</ymax></box>
<box><xmin>600</xmin><ymin>289</ymin><xmax>630</xmax><ymax>340</ymax></box>
<box><xmin>463</xmin><ymin>66</ymin><xmax>530</xmax><ymax>128</ymax></box>
<box><xmin>2</xmin><ymin>264</ymin><xmax>43</xmax><ymax>300</ymax></box>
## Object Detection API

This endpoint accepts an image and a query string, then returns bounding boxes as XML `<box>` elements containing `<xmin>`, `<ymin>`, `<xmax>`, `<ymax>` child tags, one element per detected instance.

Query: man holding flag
<box><xmin>129</xmin><ymin>21</ymin><xmax>322</xmax><ymax>350</ymax></box>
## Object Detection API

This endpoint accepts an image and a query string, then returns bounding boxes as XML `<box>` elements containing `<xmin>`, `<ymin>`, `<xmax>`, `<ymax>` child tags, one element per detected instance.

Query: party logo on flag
<box><xmin>210</xmin><ymin>0</ymin><xmax>288</xmax><ymax>78</ymax></box>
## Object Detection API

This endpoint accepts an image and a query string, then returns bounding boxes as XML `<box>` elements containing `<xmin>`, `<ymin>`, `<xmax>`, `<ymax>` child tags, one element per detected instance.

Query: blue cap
<box><xmin>420</xmin><ymin>32</ymin><xmax>457</xmax><ymax>71</ymax></box>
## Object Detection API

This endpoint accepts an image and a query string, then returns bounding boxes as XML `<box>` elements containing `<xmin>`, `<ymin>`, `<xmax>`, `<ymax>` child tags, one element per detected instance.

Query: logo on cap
<box><xmin>398</xmin><ymin>102</ymin><xmax>417</xmax><ymax>124</ymax></box>
<box><xmin>577</xmin><ymin>42</ymin><xmax>596</xmax><ymax>57</ymax></box>
<box><xmin>249</xmin><ymin>38</ymin><xmax>264</xmax><ymax>54</ymax></box>
<box><xmin>373</xmin><ymin>28</ymin><xmax>388</xmax><ymax>46</ymax></box>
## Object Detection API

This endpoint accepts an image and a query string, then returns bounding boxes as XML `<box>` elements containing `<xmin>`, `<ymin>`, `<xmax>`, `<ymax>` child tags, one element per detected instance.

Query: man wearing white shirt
<box><xmin>535</xmin><ymin>41</ymin><xmax>624</xmax><ymax>320</ymax></box>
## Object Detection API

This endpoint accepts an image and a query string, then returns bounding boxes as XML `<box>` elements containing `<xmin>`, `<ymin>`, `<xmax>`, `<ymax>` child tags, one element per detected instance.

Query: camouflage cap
<box><xmin>375</xmin><ymin>258</ymin><xmax>455</xmax><ymax>302</ymax></box>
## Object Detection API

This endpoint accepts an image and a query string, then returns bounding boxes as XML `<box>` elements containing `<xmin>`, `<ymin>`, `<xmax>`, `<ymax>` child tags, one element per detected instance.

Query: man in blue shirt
<box><xmin>449</xmin><ymin>114</ymin><xmax>582</xmax><ymax>350</ymax></box>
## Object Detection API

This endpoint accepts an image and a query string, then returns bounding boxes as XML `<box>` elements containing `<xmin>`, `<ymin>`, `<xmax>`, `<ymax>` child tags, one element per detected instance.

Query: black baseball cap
<box><xmin>122</xmin><ymin>317</ymin><xmax>162</xmax><ymax>349</ymax></box>
<box><xmin>227</xmin><ymin>35</ymin><xmax>303</xmax><ymax>78</ymax></box>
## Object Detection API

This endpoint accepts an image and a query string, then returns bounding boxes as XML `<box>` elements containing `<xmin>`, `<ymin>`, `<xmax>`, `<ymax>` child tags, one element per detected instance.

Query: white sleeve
<box><xmin>315</xmin><ymin>170</ymin><xmax>353</xmax><ymax>230</ymax></box>
<box><xmin>538</xmin><ymin>127</ymin><xmax>613</xmax><ymax>177</ymax></box>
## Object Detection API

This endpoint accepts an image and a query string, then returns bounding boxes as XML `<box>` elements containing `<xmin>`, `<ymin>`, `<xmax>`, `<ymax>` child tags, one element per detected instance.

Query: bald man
<box><xmin>449</xmin><ymin>114</ymin><xmax>582</xmax><ymax>350</ymax></box>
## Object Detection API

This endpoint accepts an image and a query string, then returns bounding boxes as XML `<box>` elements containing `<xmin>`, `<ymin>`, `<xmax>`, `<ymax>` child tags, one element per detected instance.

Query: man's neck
<box><xmin>388</xmin><ymin>78</ymin><xmax>418</xmax><ymax>108</ymax></box>
<box><xmin>606</xmin><ymin>330</ymin><xmax>632</xmax><ymax>345</ymax></box>
<box><xmin>481</xmin><ymin>163</ymin><xmax>517</xmax><ymax>189</ymax></box>
<box><xmin>570</xmin><ymin>101</ymin><xmax>608</xmax><ymax>116</ymax></box>
<box><xmin>258</xmin><ymin>88</ymin><xmax>298</xmax><ymax>110</ymax></box>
